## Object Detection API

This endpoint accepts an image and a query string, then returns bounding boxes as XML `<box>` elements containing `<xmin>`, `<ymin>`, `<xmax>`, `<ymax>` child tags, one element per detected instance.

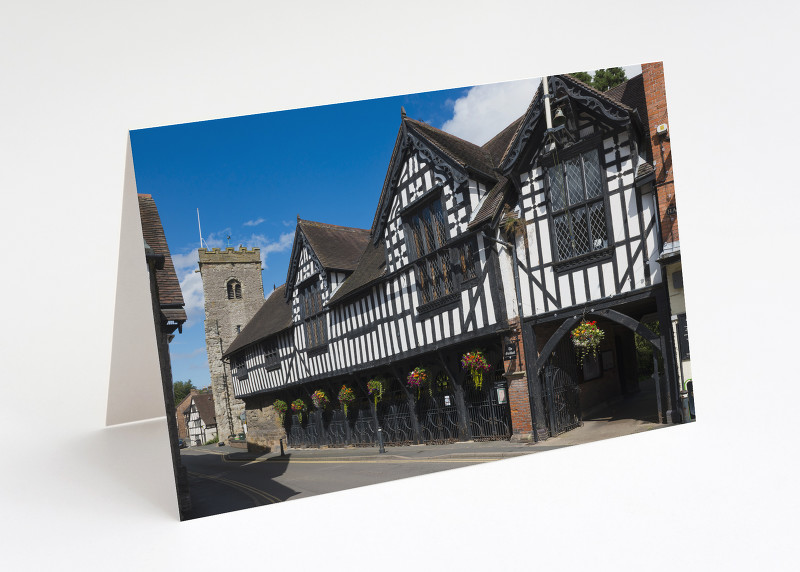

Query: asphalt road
<box><xmin>180</xmin><ymin>443</ymin><xmax>541</xmax><ymax>520</ymax></box>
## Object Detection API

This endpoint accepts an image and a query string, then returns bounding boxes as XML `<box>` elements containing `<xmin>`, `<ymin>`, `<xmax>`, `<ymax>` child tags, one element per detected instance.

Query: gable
<box><xmin>499</xmin><ymin>75</ymin><xmax>639</xmax><ymax>174</ymax></box>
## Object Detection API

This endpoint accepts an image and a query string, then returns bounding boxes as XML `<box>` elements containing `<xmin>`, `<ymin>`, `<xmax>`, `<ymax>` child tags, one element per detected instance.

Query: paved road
<box><xmin>181</xmin><ymin>442</ymin><xmax>543</xmax><ymax>520</ymax></box>
<box><xmin>181</xmin><ymin>392</ymin><xmax>665</xmax><ymax>520</ymax></box>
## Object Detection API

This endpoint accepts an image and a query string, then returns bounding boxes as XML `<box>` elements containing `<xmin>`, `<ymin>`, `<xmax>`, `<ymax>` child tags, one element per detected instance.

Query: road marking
<box><xmin>225</xmin><ymin>457</ymin><xmax>506</xmax><ymax>464</ymax></box>
<box><xmin>188</xmin><ymin>471</ymin><xmax>282</xmax><ymax>505</ymax></box>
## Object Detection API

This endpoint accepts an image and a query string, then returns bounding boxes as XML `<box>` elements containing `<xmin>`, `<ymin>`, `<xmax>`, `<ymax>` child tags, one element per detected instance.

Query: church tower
<box><xmin>198</xmin><ymin>246</ymin><xmax>264</xmax><ymax>443</ymax></box>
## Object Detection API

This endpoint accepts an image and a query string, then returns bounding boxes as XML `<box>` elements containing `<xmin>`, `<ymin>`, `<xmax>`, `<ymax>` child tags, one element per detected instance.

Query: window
<box><xmin>301</xmin><ymin>283</ymin><xmax>326</xmax><ymax>348</ymax></box>
<box><xmin>227</xmin><ymin>280</ymin><xmax>242</xmax><ymax>299</ymax></box>
<box><xmin>547</xmin><ymin>148</ymin><xmax>608</xmax><ymax>262</ymax></box>
<box><xmin>263</xmin><ymin>339</ymin><xmax>280</xmax><ymax>368</ymax></box>
<box><xmin>402</xmin><ymin>197</ymin><xmax>480</xmax><ymax>309</ymax></box>
<box><xmin>405</xmin><ymin>199</ymin><xmax>455</xmax><ymax>306</ymax></box>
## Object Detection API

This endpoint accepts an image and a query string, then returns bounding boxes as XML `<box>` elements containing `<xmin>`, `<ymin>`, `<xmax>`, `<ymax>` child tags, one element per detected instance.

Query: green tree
<box><xmin>173</xmin><ymin>380</ymin><xmax>195</xmax><ymax>404</ymax></box>
<box><xmin>570</xmin><ymin>71</ymin><xmax>593</xmax><ymax>85</ymax></box>
<box><xmin>591</xmin><ymin>67</ymin><xmax>627</xmax><ymax>92</ymax></box>
<box><xmin>569</xmin><ymin>68</ymin><xmax>628</xmax><ymax>92</ymax></box>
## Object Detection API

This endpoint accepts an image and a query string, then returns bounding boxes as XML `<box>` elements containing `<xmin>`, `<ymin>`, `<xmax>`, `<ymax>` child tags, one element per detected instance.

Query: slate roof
<box><xmin>223</xmin><ymin>284</ymin><xmax>292</xmax><ymax>357</ymax></box>
<box><xmin>137</xmin><ymin>194</ymin><xmax>187</xmax><ymax>323</ymax></box>
<box><xmin>192</xmin><ymin>393</ymin><xmax>216</xmax><ymax>426</ymax></box>
<box><xmin>635</xmin><ymin>161</ymin><xmax>655</xmax><ymax>182</ymax></box>
<box><xmin>328</xmin><ymin>241</ymin><xmax>387</xmax><ymax>304</ymax></box>
<box><xmin>298</xmin><ymin>219</ymin><xmax>370</xmax><ymax>271</ymax></box>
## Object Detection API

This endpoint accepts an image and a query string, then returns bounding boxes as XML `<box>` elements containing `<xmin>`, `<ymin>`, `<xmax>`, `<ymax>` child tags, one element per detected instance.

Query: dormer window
<box><xmin>227</xmin><ymin>280</ymin><xmax>242</xmax><ymax>299</ymax></box>
<box><xmin>404</xmin><ymin>198</ymin><xmax>454</xmax><ymax>306</ymax></box>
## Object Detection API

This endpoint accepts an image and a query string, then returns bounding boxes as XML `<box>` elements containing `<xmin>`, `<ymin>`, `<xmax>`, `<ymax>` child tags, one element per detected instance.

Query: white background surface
<box><xmin>2</xmin><ymin>2</ymin><xmax>798</xmax><ymax>570</ymax></box>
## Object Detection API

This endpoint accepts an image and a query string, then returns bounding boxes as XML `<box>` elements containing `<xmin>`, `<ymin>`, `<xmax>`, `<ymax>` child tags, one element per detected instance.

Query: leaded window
<box><xmin>403</xmin><ymin>198</ymin><xmax>481</xmax><ymax>308</ymax></box>
<box><xmin>301</xmin><ymin>283</ymin><xmax>326</xmax><ymax>348</ymax></box>
<box><xmin>263</xmin><ymin>339</ymin><xmax>280</xmax><ymax>367</ymax></box>
<box><xmin>548</xmin><ymin>148</ymin><xmax>608</xmax><ymax>261</ymax></box>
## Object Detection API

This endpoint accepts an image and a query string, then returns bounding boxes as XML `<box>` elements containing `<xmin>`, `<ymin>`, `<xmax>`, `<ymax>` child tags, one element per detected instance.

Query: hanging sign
<box><xmin>504</xmin><ymin>343</ymin><xmax>517</xmax><ymax>360</ymax></box>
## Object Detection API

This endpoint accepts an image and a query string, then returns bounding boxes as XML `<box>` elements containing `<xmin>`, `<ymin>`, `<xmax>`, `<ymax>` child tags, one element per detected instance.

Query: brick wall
<box><xmin>502</xmin><ymin>318</ymin><xmax>534</xmax><ymax>440</ymax></box>
<box><xmin>642</xmin><ymin>62</ymin><xmax>678</xmax><ymax>246</ymax></box>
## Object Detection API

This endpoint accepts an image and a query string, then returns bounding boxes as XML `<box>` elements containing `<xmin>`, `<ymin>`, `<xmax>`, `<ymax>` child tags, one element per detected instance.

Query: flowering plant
<box><xmin>311</xmin><ymin>389</ymin><xmax>330</xmax><ymax>410</ymax></box>
<box><xmin>367</xmin><ymin>378</ymin><xmax>386</xmax><ymax>407</ymax></box>
<box><xmin>273</xmin><ymin>399</ymin><xmax>288</xmax><ymax>424</ymax></box>
<box><xmin>571</xmin><ymin>320</ymin><xmax>604</xmax><ymax>366</ymax></box>
<box><xmin>338</xmin><ymin>385</ymin><xmax>356</xmax><ymax>416</ymax></box>
<box><xmin>291</xmin><ymin>398</ymin><xmax>307</xmax><ymax>423</ymax></box>
<box><xmin>461</xmin><ymin>350</ymin><xmax>491</xmax><ymax>390</ymax></box>
<box><xmin>407</xmin><ymin>367</ymin><xmax>427</xmax><ymax>398</ymax></box>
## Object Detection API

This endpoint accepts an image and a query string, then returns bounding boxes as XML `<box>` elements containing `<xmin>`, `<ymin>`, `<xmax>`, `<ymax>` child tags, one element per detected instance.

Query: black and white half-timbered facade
<box><xmin>221</xmin><ymin>73</ymin><xmax>686</xmax><ymax>452</ymax></box>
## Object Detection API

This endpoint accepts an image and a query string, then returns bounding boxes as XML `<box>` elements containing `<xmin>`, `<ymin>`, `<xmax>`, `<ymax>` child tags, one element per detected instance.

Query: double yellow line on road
<box><xmin>188</xmin><ymin>471</ymin><xmax>282</xmax><ymax>505</ymax></box>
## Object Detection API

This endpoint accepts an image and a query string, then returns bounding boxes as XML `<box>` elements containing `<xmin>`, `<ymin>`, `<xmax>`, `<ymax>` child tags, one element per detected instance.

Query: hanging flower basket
<box><xmin>366</xmin><ymin>378</ymin><xmax>386</xmax><ymax>408</ymax></box>
<box><xmin>338</xmin><ymin>385</ymin><xmax>356</xmax><ymax>416</ymax></box>
<box><xmin>407</xmin><ymin>367</ymin><xmax>427</xmax><ymax>399</ymax></box>
<box><xmin>461</xmin><ymin>350</ymin><xmax>491</xmax><ymax>390</ymax></box>
<box><xmin>571</xmin><ymin>320</ymin><xmax>605</xmax><ymax>366</ymax></box>
<box><xmin>291</xmin><ymin>399</ymin><xmax>307</xmax><ymax>423</ymax></box>
<box><xmin>273</xmin><ymin>399</ymin><xmax>288</xmax><ymax>424</ymax></box>
<box><xmin>311</xmin><ymin>389</ymin><xmax>330</xmax><ymax>410</ymax></box>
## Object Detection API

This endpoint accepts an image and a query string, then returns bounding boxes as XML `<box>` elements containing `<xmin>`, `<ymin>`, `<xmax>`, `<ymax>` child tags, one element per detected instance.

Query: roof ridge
<box><xmin>298</xmin><ymin>218</ymin><xmax>370</xmax><ymax>233</ymax></box>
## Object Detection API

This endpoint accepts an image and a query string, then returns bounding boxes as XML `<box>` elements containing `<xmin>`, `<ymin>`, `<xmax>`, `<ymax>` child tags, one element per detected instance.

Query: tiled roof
<box><xmin>468</xmin><ymin>176</ymin><xmax>510</xmax><ymax>230</ymax></box>
<box><xmin>299</xmin><ymin>219</ymin><xmax>370</xmax><ymax>271</ymax></box>
<box><xmin>137</xmin><ymin>194</ymin><xmax>187</xmax><ymax>322</ymax></box>
<box><xmin>328</xmin><ymin>241</ymin><xmax>387</xmax><ymax>304</ymax></box>
<box><xmin>223</xmin><ymin>284</ymin><xmax>292</xmax><ymax>357</ymax></box>
<box><xmin>605</xmin><ymin>73</ymin><xmax>648</xmax><ymax>131</ymax></box>
<box><xmin>405</xmin><ymin>117</ymin><xmax>497</xmax><ymax>175</ymax></box>
<box><xmin>192</xmin><ymin>394</ymin><xmax>216</xmax><ymax>426</ymax></box>
<box><xmin>482</xmin><ymin>115</ymin><xmax>524</xmax><ymax>166</ymax></box>
<box><xmin>636</xmin><ymin>162</ymin><xmax>654</xmax><ymax>181</ymax></box>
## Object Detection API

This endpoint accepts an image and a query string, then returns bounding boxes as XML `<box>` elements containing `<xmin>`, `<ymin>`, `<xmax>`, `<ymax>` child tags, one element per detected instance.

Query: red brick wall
<box><xmin>502</xmin><ymin>318</ymin><xmax>533</xmax><ymax>437</ymax></box>
<box><xmin>642</xmin><ymin>62</ymin><xmax>678</xmax><ymax>245</ymax></box>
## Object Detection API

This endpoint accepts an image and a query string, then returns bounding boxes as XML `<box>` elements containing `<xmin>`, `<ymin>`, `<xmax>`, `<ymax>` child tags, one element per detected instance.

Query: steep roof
<box><xmin>468</xmin><ymin>176</ymin><xmax>511</xmax><ymax>230</ymax></box>
<box><xmin>482</xmin><ymin>115</ymin><xmax>525</xmax><ymax>166</ymax></box>
<box><xmin>192</xmin><ymin>394</ymin><xmax>216</xmax><ymax>426</ymax></box>
<box><xmin>298</xmin><ymin>219</ymin><xmax>371</xmax><ymax>271</ymax></box>
<box><xmin>223</xmin><ymin>284</ymin><xmax>292</xmax><ymax>357</ymax></box>
<box><xmin>328</xmin><ymin>241</ymin><xmax>387</xmax><ymax>304</ymax></box>
<box><xmin>405</xmin><ymin>117</ymin><xmax>497</xmax><ymax>176</ymax></box>
<box><xmin>605</xmin><ymin>73</ymin><xmax>650</xmax><ymax>156</ymax></box>
<box><xmin>137</xmin><ymin>194</ymin><xmax>187</xmax><ymax>323</ymax></box>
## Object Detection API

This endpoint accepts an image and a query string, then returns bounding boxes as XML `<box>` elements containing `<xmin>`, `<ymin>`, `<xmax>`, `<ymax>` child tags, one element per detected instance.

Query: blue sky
<box><xmin>130</xmin><ymin>65</ymin><xmax>641</xmax><ymax>389</ymax></box>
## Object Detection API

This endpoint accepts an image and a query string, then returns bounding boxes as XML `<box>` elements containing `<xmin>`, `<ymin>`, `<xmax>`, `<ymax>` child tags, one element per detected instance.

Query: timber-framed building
<box><xmin>211</xmin><ymin>65</ymin><xmax>689</xmax><ymax>452</ymax></box>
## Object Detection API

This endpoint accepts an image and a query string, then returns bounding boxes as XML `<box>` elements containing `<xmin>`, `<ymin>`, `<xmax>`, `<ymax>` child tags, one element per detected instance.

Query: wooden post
<box><xmin>393</xmin><ymin>365</ymin><xmax>421</xmax><ymax>444</ymax></box>
<box><xmin>437</xmin><ymin>351</ymin><xmax>472</xmax><ymax>440</ymax></box>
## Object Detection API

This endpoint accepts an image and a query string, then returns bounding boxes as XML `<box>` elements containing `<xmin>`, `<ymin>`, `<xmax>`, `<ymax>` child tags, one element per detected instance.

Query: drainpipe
<box><xmin>543</xmin><ymin>76</ymin><xmax>554</xmax><ymax>129</ymax></box>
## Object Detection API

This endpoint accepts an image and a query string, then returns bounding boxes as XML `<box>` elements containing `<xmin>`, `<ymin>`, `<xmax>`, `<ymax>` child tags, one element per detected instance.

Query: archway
<box><xmin>527</xmin><ymin>307</ymin><xmax>676</xmax><ymax>438</ymax></box>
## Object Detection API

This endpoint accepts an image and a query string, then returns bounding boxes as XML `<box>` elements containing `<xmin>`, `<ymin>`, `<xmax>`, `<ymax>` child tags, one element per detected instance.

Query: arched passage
<box><xmin>526</xmin><ymin>307</ymin><xmax>674</xmax><ymax>438</ymax></box>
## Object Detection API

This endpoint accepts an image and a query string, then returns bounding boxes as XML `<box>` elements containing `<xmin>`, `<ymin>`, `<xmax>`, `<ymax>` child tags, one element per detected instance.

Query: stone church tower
<box><xmin>198</xmin><ymin>246</ymin><xmax>264</xmax><ymax>443</ymax></box>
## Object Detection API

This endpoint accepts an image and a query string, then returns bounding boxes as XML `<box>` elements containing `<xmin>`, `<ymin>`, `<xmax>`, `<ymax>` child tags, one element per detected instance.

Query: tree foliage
<box><xmin>173</xmin><ymin>380</ymin><xmax>195</xmax><ymax>404</ymax></box>
<box><xmin>592</xmin><ymin>68</ymin><xmax>628</xmax><ymax>92</ymax></box>
<box><xmin>569</xmin><ymin>68</ymin><xmax>628</xmax><ymax>92</ymax></box>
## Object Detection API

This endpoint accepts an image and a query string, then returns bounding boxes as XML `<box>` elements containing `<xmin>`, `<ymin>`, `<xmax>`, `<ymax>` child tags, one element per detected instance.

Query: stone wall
<box><xmin>244</xmin><ymin>395</ymin><xmax>286</xmax><ymax>455</ymax></box>
<box><xmin>199</xmin><ymin>247</ymin><xmax>264</xmax><ymax>443</ymax></box>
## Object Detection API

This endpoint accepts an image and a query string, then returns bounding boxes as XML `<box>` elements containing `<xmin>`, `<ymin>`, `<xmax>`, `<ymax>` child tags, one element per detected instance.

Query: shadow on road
<box><xmin>181</xmin><ymin>451</ymin><xmax>298</xmax><ymax>520</ymax></box>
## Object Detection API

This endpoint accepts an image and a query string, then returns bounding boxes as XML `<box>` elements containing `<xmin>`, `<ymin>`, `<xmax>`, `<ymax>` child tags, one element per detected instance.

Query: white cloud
<box><xmin>243</xmin><ymin>217</ymin><xmax>265</xmax><ymax>227</ymax></box>
<box><xmin>440</xmin><ymin>78</ymin><xmax>540</xmax><ymax>146</ymax></box>
<box><xmin>179</xmin><ymin>266</ymin><xmax>205</xmax><ymax>328</ymax></box>
<box><xmin>440</xmin><ymin>66</ymin><xmax>643</xmax><ymax>146</ymax></box>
